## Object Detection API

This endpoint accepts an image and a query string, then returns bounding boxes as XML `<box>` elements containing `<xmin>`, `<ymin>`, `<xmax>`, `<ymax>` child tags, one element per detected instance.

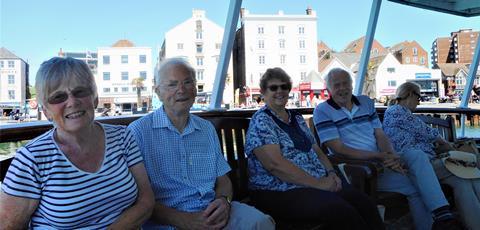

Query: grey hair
<box><xmin>155</xmin><ymin>58</ymin><xmax>196</xmax><ymax>86</ymax></box>
<box><xmin>35</xmin><ymin>57</ymin><xmax>97</xmax><ymax>106</ymax></box>
<box><xmin>259</xmin><ymin>67</ymin><xmax>292</xmax><ymax>92</ymax></box>
<box><xmin>389</xmin><ymin>81</ymin><xmax>421</xmax><ymax>106</ymax></box>
<box><xmin>325</xmin><ymin>68</ymin><xmax>352</xmax><ymax>90</ymax></box>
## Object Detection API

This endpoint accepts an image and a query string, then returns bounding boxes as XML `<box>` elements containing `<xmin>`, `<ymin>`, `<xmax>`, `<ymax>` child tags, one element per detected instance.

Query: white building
<box><xmin>158</xmin><ymin>9</ymin><xmax>233</xmax><ymax>106</ymax></box>
<box><xmin>0</xmin><ymin>47</ymin><xmax>29</xmax><ymax>113</ymax></box>
<box><xmin>238</xmin><ymin>7</ymin><xmax>318</xmax><ymax>97</ymax></box>
<box><xmin>97</xmin><ymin>40</ymin><xmax>153</xmax><ymax>113</ymax></box>
<box><xmin>374</xmin><ymin>53</ymin><xmax>443</xmax><ymax>98</ymax></box>
<box><xmin>58</xmin><ymin>49</ymin><xmax>98</xmax><ymax>75</ymax></box>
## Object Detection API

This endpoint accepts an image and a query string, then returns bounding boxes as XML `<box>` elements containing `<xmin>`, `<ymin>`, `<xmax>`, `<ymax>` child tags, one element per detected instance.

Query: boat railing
<box><xmin>1</xmin><ymin>107</ymin><xmax>480</xmax><ymax>182</ymax></box>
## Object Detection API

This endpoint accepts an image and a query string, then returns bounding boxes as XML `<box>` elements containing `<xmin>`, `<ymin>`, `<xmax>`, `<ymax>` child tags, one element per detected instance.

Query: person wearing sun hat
<box><xmin>384</xmin><ymin>81</ymin><xmax>480</xmax><ymax>229</ymax></box>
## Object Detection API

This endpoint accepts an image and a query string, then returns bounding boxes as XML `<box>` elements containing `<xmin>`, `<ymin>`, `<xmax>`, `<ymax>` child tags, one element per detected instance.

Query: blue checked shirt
<box><xmin>128</xmin><ymin>107</ymin><xmax>230</xmax><ymax>229</ymax></box>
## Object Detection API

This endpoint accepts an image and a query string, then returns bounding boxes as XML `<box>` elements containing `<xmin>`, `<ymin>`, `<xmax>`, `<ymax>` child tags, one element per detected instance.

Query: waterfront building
<box><xmin>58</xmin><ymin>48</ymin><xmax>98</xmax><ymax>75</ymax></box>
<box><xmin>234</xmin><ymin>7</ymin><xmax>318</xmax><ymax>105</ymax></box>
<box><xmin>432</xmin><ymin>29</ymin><xmax>479</xmax><ymax>66</ymax></box>
<box><xmin>158</xmin><ymin>9</ymin><xmax>233</xmax><ymax>106</ymax></box>
<box><xmin>97</xmin><ymin>40</ymin><xmax>153</xmax><ymax>113</ymax></box>
<box><xmin>343</xmin><ymin>36</ymin><xmax>387</xmax><ymax>57</ymax></box>
<box><xmin>0</xmin><ymin>47</ymin><xmax>29</xmax><ymax>114</ymax></box>
<box><xmin>389</xmin><ymin>40</ymin><xmax>429</xmax><ymax>68</ymax></box>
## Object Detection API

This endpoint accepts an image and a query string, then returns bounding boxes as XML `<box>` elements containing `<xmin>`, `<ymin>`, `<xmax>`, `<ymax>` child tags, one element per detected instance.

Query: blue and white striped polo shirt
<box><xmin>313</xmin><ymin>95</ymin><xmax>382</xmax><ymax>153</ymax></box>
<box><xmin>1</xmin><ymin>123</ymin><xmax>142</xmax><ymax>229</ymax></box>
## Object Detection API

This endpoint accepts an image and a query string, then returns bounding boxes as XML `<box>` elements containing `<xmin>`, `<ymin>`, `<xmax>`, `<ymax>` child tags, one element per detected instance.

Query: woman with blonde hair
<box><xmin>384</xmin><ymin>81</ymin><xmax>480</xmax><ymax>229</ymax></box>
<box><xmin>0</xmin><ymin>57</ymin><xmax>154</xmax><ymax>229</ymax></box>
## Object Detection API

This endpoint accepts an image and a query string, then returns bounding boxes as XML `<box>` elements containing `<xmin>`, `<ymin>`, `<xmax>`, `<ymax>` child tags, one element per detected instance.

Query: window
<box><xmin>103</xmin><ymin>72</ymin><xmax>110</xmax><ymax>80</ymax></box>
<box><xmin>196</xmin><ymin>20</ymin><xmax>202</xmax><ymax>30</ymax></box>
<box><xmin>258</xmin><ymin>40</ymin><xmax>265</xmax><ymax>49</ymax></box>
<box><xmin>299</xmin><ymin>40</ymin><xmax>305</xmax><ymax>49</ymax></box>
<box><xmin>8</xmin><ymin>75</ymin><xmax>14</xmax><ymax>84</ymax></box>
<box><xmin>140</xmin><ymin>71</ymin><xmax>147</xmax><ymax>80</ymax></box>
<box><xmin>413</xmin><ymin>57</ymin><xmax>418</xmax><ymax>63</ymax></box>
<box><xmin>196</xmin><ymin>44</ymin><xmax>203</xmax><ymax>53</ymax></box>
<box><xmin>196</xmin><ymin>57</ymin><xmax>203</xmax><ymax>66</ymax></box>
<box><xmin>197</xmin><ymin>85</ymin><xmax>204</xmax><ymax>92</ymax></box>
<box><xmin>196</xmin><ymin>32</ymin><xmax>202</xmax><ymax>39</ymax></box>
<box><xmin>258</xmin><ymin>26</ymin><xmax>264</xmax><ymax>34</ymax></box>
<box><xmin>388</xmin><ymin>80</ymin><xmax>397</xmax><ymax>87</ymax></box>
<box><xmin>413</xmin><ymin>47</ymin><xmax>418</xmax><ymax>55</ymax></box>
<box><xmin>371</xmin><ymin>49</ymin><xmax>378</xmax><ymax>55</ymax></box>
<box><xmin>121</xmin><ymin>87</ymin><xmax>129</xmax><ymax>92</ymax></box>
<box><xmin>8</xmin><ymin>90</ymin><xmax>15</xmax><ymax>100</ymax></box>
<box><xmin>278</xmin><ymin>26</ymin><xmax>284</xmax><ymax>34</ymax></box>
<box><xmin>103</xmin><ymin>88</ymin><xmax>111</xmax><ymax>93</ymax></box>
<box><xmin>299</xmin><ymin>55</ymin><xmax>306</xmax><ymax>64</ymax></box>
<box><xmin>215</xmin><ymin>43</ymin><xmax>221</xmax><ymax>49</ymax></box>
<box><xmin>139</xmin><ymin>55</ymin><xmax>146</xmax><ymax>63</ymax></box>
<box><xmin>196</xmin><ymin>69</ymin><xmax>204</xmax><ymax>81</ymax></box>
<box><xmin>280</xmin><ymin>55</ymin><xmax>286</xmax><ymax>64</ymax></box>
<box><xmin>420</xmin><ymin>57</ymin><xmax>425</xmax><ymax>65</ymax></box>
<box><xmin>114</xmin><ymin>87</ymin><xmax>118</xmax><ymax>92</ymax></box>
<box><xmin>279</xmin><ymin>39</ymin><xmax>285</xmax><ymax>49</ymax></box>
<box><xmin>177</xmin><ymin>43</ymin><xmax>184</xmax><ymax>50</ymax></box>
<box><xmin>387</xmin><ymin>67</ymin><xmax>395</xmax><ymax>73</ymax></box>
<box><xmin>121</xmin><ymin>55</ymin><xmax>128</xmax><ymax>64</ymax></box>
<box><xmin>258</xmin><ymin>55</ymin><xmax>265</xmax><ymax>65</ymax></box>
<box><xmin>298</xmin><ymin>26</ymin><xmax>305</xmax><ymax>34</ymax></box>
<box><xmin>103</xmin><ymin>56</ymin><xmax>110</xmax><ymax>64</ymax></box>
<box><xmin>405</xmin><ymin>57</ymin><xmax>410</xmax><ymax>63</ymax></box>
<box><xmin>300</xmin><ymin>72</ymin><xmax>307</xmax><ymax>81</ymax></box>
<box><xmin>0</xmin><ymin>61</ymin><xmax>3</xmax><ymax>68</ymax></box>
<box><xmin>8</xmin><ymin>61</ymin><xmax>14</xmax><ymax>68</ymax></box>
<box><xmin>121</xmin><ymin>72</ymin><xmax>129</xmax><ymax>81</ymax></box>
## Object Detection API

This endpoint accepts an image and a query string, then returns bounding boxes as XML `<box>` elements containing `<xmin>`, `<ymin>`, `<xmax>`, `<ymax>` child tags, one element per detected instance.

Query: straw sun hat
<box><xmin>442</xmin><ymin>151</ymin><xmax>480</xmax><ymax>179</ymax></box>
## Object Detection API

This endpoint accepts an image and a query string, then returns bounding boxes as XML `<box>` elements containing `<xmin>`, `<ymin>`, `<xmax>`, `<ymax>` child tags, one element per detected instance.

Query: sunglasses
<box><xmin>267</xmin><ymin>84</ymin><xmax>290</xmax><ymax>92</ymax></box>
<box><xmin>47</xmin><ymin>87</ymin><xmax>93</xmax><ymax>104</ymax></box>
<box><xmin>446</xmin><ymin>157</ymin><xmax>477</xmax><ymax>168</ymax></box>
<box><xmin>412</xmin><ymin>92</ymin><xmax>421</xmax><ymax>102</ymax></box>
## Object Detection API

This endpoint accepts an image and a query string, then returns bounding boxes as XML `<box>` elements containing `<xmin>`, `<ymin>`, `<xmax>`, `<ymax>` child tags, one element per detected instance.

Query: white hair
<box><xmin>325</xmin><ymin>68</ymin><xmax>352</xmax><ymax>90</ymax></box>
<box><xmin>155</xmin><ymin>58</ymin><xmax>196</xmax><ymax>86</ymax></box>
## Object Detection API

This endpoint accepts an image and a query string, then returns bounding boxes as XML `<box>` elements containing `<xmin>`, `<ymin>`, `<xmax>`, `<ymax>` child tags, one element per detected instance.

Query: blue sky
<box><xmin>1</xmin><ymin>0</ymin><xmax>479</xmax><ymax>85</ymax></box>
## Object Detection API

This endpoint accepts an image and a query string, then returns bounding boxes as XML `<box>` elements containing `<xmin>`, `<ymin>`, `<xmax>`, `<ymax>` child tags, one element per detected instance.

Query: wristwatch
<box><xmin>219</xmin><ymin>195</ymin><xmax>232</xmax><ymax>206</ymax></box>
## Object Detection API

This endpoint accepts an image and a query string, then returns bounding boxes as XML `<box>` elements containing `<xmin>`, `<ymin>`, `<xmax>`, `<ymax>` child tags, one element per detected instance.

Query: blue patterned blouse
<box><xmin>245</xmin><ymin>106</ymin><xmax>326</xmax><ymax>191</ymax></box>
<box><xmin>383</xmin><ymin>104</ymin><xmax>439</xmax><ymax>159</ymax></box>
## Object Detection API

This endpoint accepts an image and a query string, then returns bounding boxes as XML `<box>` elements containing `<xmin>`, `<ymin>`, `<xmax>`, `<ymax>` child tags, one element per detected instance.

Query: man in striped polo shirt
<box><xmin>313</xmin><ymin>68</ymin><xmax>460</xmax><ymax>230</ymax></box>
<box><xmin>128</xmin><ymin>58</ymin><xmax>274</xmax><ymax>230</ymax></box>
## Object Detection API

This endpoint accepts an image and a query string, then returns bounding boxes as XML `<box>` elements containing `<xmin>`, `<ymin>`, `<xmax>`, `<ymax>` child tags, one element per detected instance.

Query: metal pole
<box><xmin>209</xmin><ymin>0</ymin><xmax>243</xmax><ymax>110</ymax></box>
<box><xmin>458</xmin><ymin>30</ymin><xmax>480</xmax><ymax>137</ymax></box>
<box><xmin>354</xmin><ymin>0</ymin><xmax>382</xmax><ymax>95</ymax></box>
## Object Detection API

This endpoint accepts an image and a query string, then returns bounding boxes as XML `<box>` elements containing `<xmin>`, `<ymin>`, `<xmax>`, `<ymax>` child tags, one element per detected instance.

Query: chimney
<box><xmin>240</xmin><ymin>8</ymin><xmax>245</xmax><ymax>18</ymax></box>
<box><xmin>306</xmin><ymin>6</ymin><xmax>312</xmax><ymax>15</ymax></box>
<box><xmin>58</xmin><ymin>48</ymin><xmax>64</xmax><ymax>57</ymax></box>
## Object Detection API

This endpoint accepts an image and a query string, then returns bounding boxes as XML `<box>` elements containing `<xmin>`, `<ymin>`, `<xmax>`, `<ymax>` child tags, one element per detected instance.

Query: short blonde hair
<box><xmin>35</xmin><ymin>57</ymin><xmax>97</xmax><ymax>107</ymax></box>
<box><xmin>389</xmin><ymin>82</ymin><xmax>421</xmax><ymax>105</ymax></box>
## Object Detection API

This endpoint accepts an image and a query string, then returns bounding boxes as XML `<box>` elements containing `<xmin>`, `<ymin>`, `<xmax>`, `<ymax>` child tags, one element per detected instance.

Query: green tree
<box><xmin>131</xmin><ymin>77</ymin><xmax>145</xmax><ymax>110</ymax></box>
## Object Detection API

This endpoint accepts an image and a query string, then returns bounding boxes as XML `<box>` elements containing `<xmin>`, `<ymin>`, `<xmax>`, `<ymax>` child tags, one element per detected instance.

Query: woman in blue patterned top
<box><xmin>383</xmin><ymin>82</ymin><xmax>480</xmax><ymax>229</ymax></box>
<box><xmin>245</xmin><ymin>67</ymin><xmax>384</xmax><ymax>229</ymax></box>
<box><xmin>0</xmin><ymin>57</ymin><xmax>154</xmax><ymax>229</ymax></box>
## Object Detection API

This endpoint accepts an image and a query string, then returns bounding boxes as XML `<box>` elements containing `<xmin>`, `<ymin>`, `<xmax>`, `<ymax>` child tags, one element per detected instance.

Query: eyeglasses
<box><xmin>47</xmin><ymin>87</ymin><xmax>93</xmax><ymax>104</ymax></box>
<box><xmin>267</xmin><ymin>84</ymin><xmax>290</xmax><ymax>92</ymax></box>
<box><xmin>161</xmin><ymin>79</ymin><xmax>195</xmax><ymax>91</ymax></box>
<box><xmin>412</xmin><ymin>92</ymin><xmax>421</xmax><ymax>102</ymax></box>
<box><xmin>446</xmin><ymin>157</ymin><xmax>477</xmax><ymax>168</ymax></box>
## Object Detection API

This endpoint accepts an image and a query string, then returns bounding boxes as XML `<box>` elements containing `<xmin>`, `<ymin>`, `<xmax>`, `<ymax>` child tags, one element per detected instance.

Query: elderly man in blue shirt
<box><xmin>313</xmin><ymin>68</ymin><xmax>461</xmax><ymax>230</ymax></box>
<box><xmin>128</xmin><ymin>58</ymin><xmax>274</xmax><ymax>230</ymax></box>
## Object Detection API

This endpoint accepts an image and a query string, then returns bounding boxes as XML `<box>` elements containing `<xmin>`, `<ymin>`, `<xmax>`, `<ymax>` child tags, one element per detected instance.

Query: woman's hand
<box><xmin>434</xmin><ymin>138</ymin><xmax>454</xmax><ymax>154</ymax></box>
<box><xmin>316</xmin><ymin>175</ymin><xmax>342</xmax><ymax>192</ymax></box>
